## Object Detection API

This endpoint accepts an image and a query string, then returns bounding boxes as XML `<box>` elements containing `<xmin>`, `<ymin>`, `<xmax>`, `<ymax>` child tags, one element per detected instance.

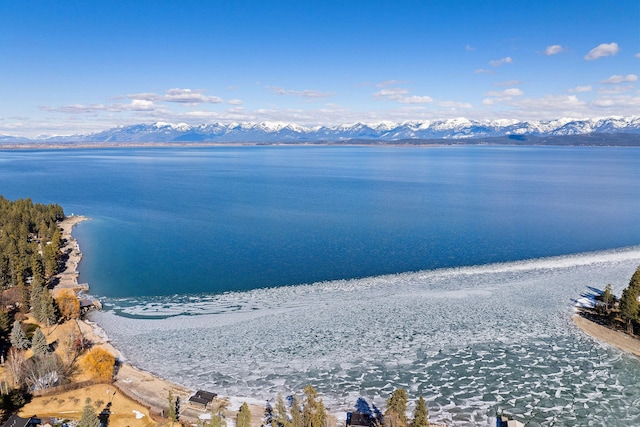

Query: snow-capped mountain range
<box><xmin>4</xmin><ymin>116</ymin><xmax>640</xmax><ymax>143</ymax></box>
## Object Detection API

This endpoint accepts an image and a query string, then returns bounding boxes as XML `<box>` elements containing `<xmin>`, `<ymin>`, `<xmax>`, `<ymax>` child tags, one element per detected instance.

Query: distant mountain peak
<box><xmin>2</xmin><ymin>115</ymin><xmax>640</xmax><ymax>144</ymax></box>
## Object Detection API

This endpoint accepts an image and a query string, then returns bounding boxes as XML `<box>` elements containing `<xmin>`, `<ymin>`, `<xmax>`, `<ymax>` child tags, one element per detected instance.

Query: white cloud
<box><xmin>270</xmin><ymin>86</ymin><xmax>333</xmax><ymax>98</ymax></box>
<box><xmin>592</xmin><ymin>95</ymin><xmax>640</xmax><ymax>108</ymax></box>
<box><xmin>474</xmin><ymin>68</ymin><xmax>494</xmax><ymax>74</ymax></box>
<box><xmin>465</xmin><ymin>44</ymin><xmax>476</xmax><ymax>51</ymax></box>
<box><xmin>636</xmin><ymin>53</ymin><xmax>640</xmax><ymax>58</ymax></box>
<box><xmin>599</xmin><ymin>85</ymin><xmax>635</xmax><ymax>95</ymax></box>
<box><xmin>515</xmin><ymin>94</ymin><xmax>585</xmax><ymax>109</ymax></box>
<box><xmin>227</xmin><ymin>99</ymin><xmax>243</xmax><ymax>105</ymax></box>
<box><xmin>494</xmin><ymin>80</ymin><xmax>522</xmax><ymax>87</ymax></box>
<box><xmin>374</xmin><ymin>88</ymin><xmax>433</xmax><ymax>104</ymax></box>
<box><xmin>489</xmin><ymin>56</ymin><xmax>513</xmax><ymax>67</ymax></box>
<box><xmin>483</xmin><ymin>94</ymin><xmax>587</xmax><ymax>115</ymax></box>
<box><xmin>123</xmin><ymin>99</ymin><xmax>156</xmax><ymax>111</ymax></box>
<box><xmin>40</xmin><ymin>104</ymin><xmax>107</xmax><ymax>113</ymax></box>
<box><xmin>128</xmin><ymin>89</ymin><xmax>223</xmax><ymax>104</ymax></box>
<box><xmin>599</xmin><ymin>74</ymin><xmax>638</xmax><ymax>84</ymax></box>
<box><xmin>544</xmin><ymin>45</ymin><xmax>564</xmax><ymax>56</ymax></box>
<box><xmin>568</xmin><ymin>85</ymin><xmax>592</xmax><ymax>93</ymax></box>
<box><xmin>584</xmin><ymin>42</ymin><xmax>619</xmax><ymax>60</ymax></box>
<box><xmin>485</xmin><ymin>88</ymin><xmax>524</xmax><ymax>97</ymax></box>
<box><xmin>127</xmin><ymin>93</ymin><xmax>161</xmax><ymax>101</ymax></box>
<box><xmin>373</xmin><ymin>88</ymin><xmax>410</xmax><ymax>101</ymax></box>
<box><xmin>438</xmin><ymin>100</ymin><xmax>472</xmax><ymax>109</ymax></box>
<box><xmin>482</xmin><ymin>87</ymin><xmax>523</xmax><ymax>106</ymax></box>
<box><xmin>164</xmin><ymin>88</ymin><xmax>223</xmax><ymax>104</ymax></box>
<box><xmin>592</xmin><ymin>99</ymin><xmax>615</xmax><ymax>107</ymax></box>
<box><xmin>398</xmin><ymin>95</ymin><xmax>433</xmax><ymax>104</ymax></box>
<box><xmin>376</xmin><ymin>80</ymin><xmax>405</xmax><ymax>88</ymax></box>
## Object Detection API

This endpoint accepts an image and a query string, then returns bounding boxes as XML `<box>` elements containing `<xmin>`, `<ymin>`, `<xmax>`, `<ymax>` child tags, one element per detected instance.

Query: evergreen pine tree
<box><xmin>620</xmin><ymin>286</ymin><xmax>639</xmax><ymax>334</ymax></box>
<box><xmin>290</xmin><ymin>395</ymin><xmax>303</xmax><ymax>427</ymax></box>
<box><xmin>237</xmin><ymin>402</ymin><xmax>252</xmax><ymax>427</ymax></box>
<box><xmin>384</xmin><ymin>389</ymin><xmax>408</xmax><ymax>427</ymax></box>
<box><xmin>602</xmin><ymin>284</ymin><xmax>614</xmax><ymax>314</ymax></box>
<box><xmin>13</xmin><ymin>259</ymin><xmax>25</xmax><ymax>289</ymax></box>
<box><xmin>38</xmin><ymin>289</ymin><xmax>57</xmax><ymax>326</ymax></box>
<box><xmin>30</xmin><ymin>280</ymin><xmax>43</xmax><ymax>317</ymax></box>
<box><xmin>43</xmin><ymin>244</ymin><xmax>58</xmax><ymax>278</ymax></box>
<box><xmin>208</xmin><ymin>409</ymin><xmax>226</xmax><ymax>427</ymax></box>
<box><xmin>630</xmin><ymin>266</ymin><xmax>640</xmax><ymax>291</ymax></box>
<box><xmin>30</xmin><ymin>255</ymin><xmax>44</xmax><ymax>288</ymax></box>
<box><xmin>411</xmin><ymin>396</ymin><xmax>429</xmax><ymax>427</ymax></box>
<box><xmin>51</xmin><ymin>227</ymin><xmax>62</xmax><ymax>249</ymax></box>
<box><xmin>10</xmin><ymin>321</ymin><xmax>29</xmax><ymax>350</ymax></box>
<box><xmin>264</xmin><ymin>401</ymin><xmax>274</xmax><ymax>425</ymax></box>
<box><xmin>79</xmin><ymin>398</ymin><xmax>100</xmax><ymax>427</ymax></box>
<box><xmin>31</xmin><ymin>327</ymin><xmax>48</xmax><ymax>357</ymax></box>
<box><xmin>302</xmin><ymin>385</ymin><xmax>326</xmax><ymax>427</ymax></box>
<box><xmin>0</xmin><ymin>309</ymin><xmax>10</xmax><ymax>337</ymax></box>
<box><xmin>167</xmin><ymin>390</ymin><xmax>177</xmax><ymax>425</ymax></box>
<box><xmin>38</xmin><ymin>220</ymin><xmax>48</xmax><ymax>241</ymax></box>
<box><xmin>273</xmin><ymin>394</ymin><xmax>291</xmax><ymax>427</ymax></box>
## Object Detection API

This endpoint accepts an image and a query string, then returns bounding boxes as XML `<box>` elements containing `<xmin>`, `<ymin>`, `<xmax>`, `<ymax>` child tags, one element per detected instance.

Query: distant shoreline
<box><xmin>0</xmin><ymin>141</ymin><xmax>451</xmax><ymax>150</ymax></box>
<box><xmin>2</xmin><ymin>133</ymin><xmax>640</xmax><ymax>150</ymax></box>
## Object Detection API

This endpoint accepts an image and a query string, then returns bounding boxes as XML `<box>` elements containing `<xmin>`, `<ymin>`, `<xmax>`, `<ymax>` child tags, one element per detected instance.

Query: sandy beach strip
<box><xmin>52</xmin><ymin>215</ymin><xmax>90</xmax><ymax>297</ymax></box>
<box><xmin>573</xmin><ymin>314</ymin><xmax>640</xmax><ymax>358</ymax></box>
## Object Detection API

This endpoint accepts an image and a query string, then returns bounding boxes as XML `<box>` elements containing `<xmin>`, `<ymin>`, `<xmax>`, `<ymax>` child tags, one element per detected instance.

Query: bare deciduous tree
<box><xmin>23</xmin><ymin>353</ymin><xmax>64</xmax><ymax>391</ymax></box>
<box><xmin>5</xmin><ymin>347</ymin><xmax>26</xmax><ymax>387</ymax></box>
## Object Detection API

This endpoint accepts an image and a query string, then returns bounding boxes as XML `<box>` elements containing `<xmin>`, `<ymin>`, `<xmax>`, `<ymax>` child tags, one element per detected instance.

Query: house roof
<box><xmin>188</xmin><ymin>396</ymin><xmax>210</xmax><ymax>406</ymax></box>
<box><xmin>194</xmin><ymin>390</ymin><xmax>217</xmax><ymax>402</ymax></box>
<box><xmin>1</xmin><ymin>415</ymin><xmax>40</xmax><ymax>427</ymax></box>
<box><xmin>347</xmin><ymin>412</ymin><xmax>373</xmax><ymax>427</ymax></box>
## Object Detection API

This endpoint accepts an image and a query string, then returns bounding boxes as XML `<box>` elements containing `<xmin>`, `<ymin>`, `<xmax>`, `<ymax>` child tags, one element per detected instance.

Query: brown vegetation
<box><xmin>81</xmin><ymin>347</ymin><xmax>116</xmax><ymax>382</ymax></box>
<box><xmin>56</xmin><ymin>289</ymin><xmax>81</xmax><ymax>320</ymax></box>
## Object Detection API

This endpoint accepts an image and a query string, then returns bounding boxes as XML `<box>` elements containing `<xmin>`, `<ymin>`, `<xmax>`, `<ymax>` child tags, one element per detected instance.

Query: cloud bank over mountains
<box><xmin>2</xmin><ymin>116</ymin><xmax>639</xmax><ymax>144</ymax></box>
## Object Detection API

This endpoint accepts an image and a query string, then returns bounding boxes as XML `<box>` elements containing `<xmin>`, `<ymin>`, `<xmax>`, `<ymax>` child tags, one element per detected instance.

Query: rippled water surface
<box><xmin>0</xmin><ymin>146</ymin><xmax>638</xmax><ymax>297</ymax></box>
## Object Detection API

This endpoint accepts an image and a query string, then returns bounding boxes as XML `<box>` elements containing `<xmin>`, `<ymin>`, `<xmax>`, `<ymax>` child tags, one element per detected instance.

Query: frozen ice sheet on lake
<box><xmin>91</xmin><ymin>246</ymin><xmax>640</xmax><ymax>426</ymax></box>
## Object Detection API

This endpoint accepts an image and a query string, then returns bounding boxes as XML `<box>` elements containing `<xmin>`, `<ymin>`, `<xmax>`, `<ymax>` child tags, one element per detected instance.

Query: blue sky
<box><xmin>1</xmin><ymin>0</ymin><xmax>638</xmax><ymax>136</ymax></box>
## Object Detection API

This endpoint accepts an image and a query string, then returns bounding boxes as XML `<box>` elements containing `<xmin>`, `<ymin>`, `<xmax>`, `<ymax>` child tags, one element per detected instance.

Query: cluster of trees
<box><xmin>593</xmin><ymin>266</ymin><xmax>640</xmax><ymax>335</ymax></box>
<box><xmin>383</xmin><ymin>389</ymin><xmax>430</xmax><ymax>427</ymax></box>
<box><xmin>0</xmin><ymin>196</ymin><xmax>113</xmax><ymax>422</ymax></box>
<box><xmin>259</xmin><ymin>386</ymin><xmax>429</xmax><ymax>427</ymax></box>
<box><xmin>264</xmin><ymin>385</ymin><xmax>326</xmax><ymax>427</ymax></box>
<box><xmin>0</xmin><ymin>196</ymin><xmax>116</xmax><ymax>425</ymax></box>
<box><xmin>0</xmin><ymin>197</ymin><xmax>73</xmax><ymax>400</ymax></box>
<box><xmin>617</xmin><ymin>266</ymin><xmax>640</xmax><ymax>334</ymax></box>
<box><xmin>0</xmin><ymin>196</ymin><xmax>64</xmax><ymax>293</ymax></box>
<box><xmin>0</xmin><ymin>197</ymin><xmax>67</xmax><ymax>343</ymax></box>
<box><xmin>5</xmin><ymin>322</ymin><xmax>110</xmax><ymax>392</ymax></box>
<box><xmin>7</xmin><ymin>321</ymin><xmax>68</xmax><ymax>391</ymax></box>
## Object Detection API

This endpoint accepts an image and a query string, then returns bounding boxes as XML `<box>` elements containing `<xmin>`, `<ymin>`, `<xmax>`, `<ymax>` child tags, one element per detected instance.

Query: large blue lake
<box><xmin>2</xmin><ymin>145</ymin><xmax>640</xmax><ymax>425</ymax></box>
<box><xmin>0</xmin><ymin>146</ymin><xmax>638</xmax><ymax>297</ymax></box>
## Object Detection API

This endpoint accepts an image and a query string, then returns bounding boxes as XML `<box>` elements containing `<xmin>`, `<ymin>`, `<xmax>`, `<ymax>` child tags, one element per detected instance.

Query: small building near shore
<box><xmin>188</xmin><ymin>390</ymin><xmax>217</xmax><ymax>410</ymax></box>
<box><xmin>346</xmin><ymin>412</ymin><xmax>375</xmax><ymax>427</ymax></box>
<box><xmin>79</xmin><ymin>294</ymin><xmax>102</xmax><ymax>313</ymax></box>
